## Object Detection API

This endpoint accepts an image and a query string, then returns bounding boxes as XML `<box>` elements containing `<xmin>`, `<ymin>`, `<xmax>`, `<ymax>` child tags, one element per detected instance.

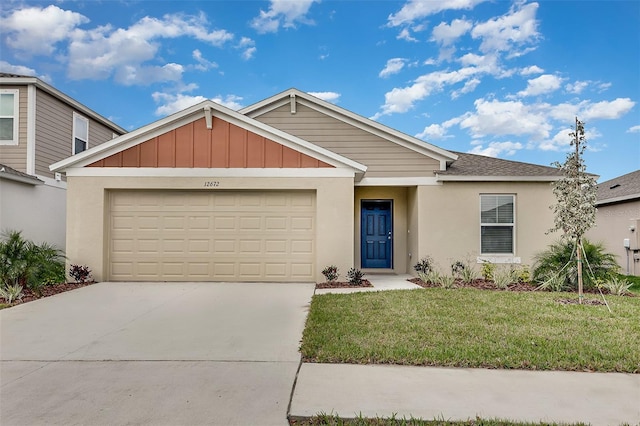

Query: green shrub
<box><xmin>439</xmin><ymin>274</ymin><xmax>456</xmax><ymax>289</ymax></box>
<box><xmin>346</xmin><ymin>268</ymin><xmax>364</xmax><ymax>286</ymax></box>
<box><xmin>600</xmin><ymin>276</ymin><xmax>633</xmax><ymax>296</ymax></box>
<box><xmin>532</xmin><ymin>239</ymin><xmax>618</xmax><ymax>291</ymax></box>
<box><xmin>417</xmin><ymin>269</ymin><xmax>440</xmax><ymax>285</ymax></box>
<box><xmin>451</xmin><ymin>260</ymin><xmax>466</xmax><ymax>278</ymax></box>
<box><xmin>69</xmin><ymin>264</ymin><xmax>92</xmax><ymax>284</ymax></box>
<box><xmin>413</xmin><ymin>256</ymin><xmax>433</xmax><ymax>274</ymax></box>
<box><xmin>0</xmin><ymin>283</ymin><xmax>23</xmax><ymax>304</ymax></box>
<box><xmin>492</xmin><ymin>266</ymin><xmax>515</xmax><ymax>289</ymax></box>
<box><xmin>0</xmin><ymin>231</ymin><xmax>66</xmax><ymax>296</ymax></box>
<box><xmin>481</xmin><ymin>261</ymin><xmax>495</xmax><ymax>281</ymax></box>
<box><xmin>321</xmin><ymin>265</ymin><xmax>339</xmax><ymax>282</ymax></box>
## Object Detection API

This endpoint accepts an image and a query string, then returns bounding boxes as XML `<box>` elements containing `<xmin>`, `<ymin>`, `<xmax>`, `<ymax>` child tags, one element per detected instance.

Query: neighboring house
<box><xmin>0</xmin><ymin>73</ymin><xmax>126</xmax><ymax>249</ymax></box>
<box><xmin>588</xmin><ymin>170</ymin><xmax>640</xmax><ymax>276</ymax></box>
<box><xmin>51</xmin><ymin>89</ymin><xmax>563</xmax><ymax>283</ymax></box>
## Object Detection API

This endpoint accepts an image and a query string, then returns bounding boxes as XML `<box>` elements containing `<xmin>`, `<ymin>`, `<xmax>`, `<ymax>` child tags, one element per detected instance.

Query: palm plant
<box><xmin>532</xmin><ymin>239</ymin><xmax>618</xmax><ymax>291</ymax></box>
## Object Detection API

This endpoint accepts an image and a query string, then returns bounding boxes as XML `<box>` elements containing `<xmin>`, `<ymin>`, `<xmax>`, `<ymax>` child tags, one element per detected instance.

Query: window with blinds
<box><xmin>480</xmin><ymin>194</ymin><xmax>514</xmax><ymax>254</ymax></box>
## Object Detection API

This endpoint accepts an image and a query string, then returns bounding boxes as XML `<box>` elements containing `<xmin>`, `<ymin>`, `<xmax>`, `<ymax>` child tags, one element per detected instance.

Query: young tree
<box><xmin>549</xmin><ymin>118</ymin><xmax>597</xmax><ymax>303</ymax></box>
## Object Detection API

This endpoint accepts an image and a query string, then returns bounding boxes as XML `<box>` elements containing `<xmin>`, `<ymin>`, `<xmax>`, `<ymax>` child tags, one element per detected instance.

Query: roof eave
<box><xmin>596</xmin><ymin>193</ymin><xmax>640</xmax><ymax>206</ymax></box>
<box><xmin>0</xmin><ymin>76</ymin><xmax>127</xmax><ymax>135</ymax></box>
<box><xmin>435</xmin><ymin>174</ymin><xmax>562</xmax><ymax>182</ymax></box>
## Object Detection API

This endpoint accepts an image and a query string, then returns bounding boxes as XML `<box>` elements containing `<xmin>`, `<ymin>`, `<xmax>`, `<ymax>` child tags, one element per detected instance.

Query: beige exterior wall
<box><xmin>588</xmin><ymin>200</ymin><xmax>640</xmax><ymax>276</ymax></box>
<box><xmin>413</xmin><ymin>181</ymin><xmax>557</xmax><ymax>273</ymax></box>
<box><xmin>254</xmin><ymin>104</ymin><xmax>440</xmax><ymax>177</ymax></box>
<box><xmin>35</xmin><ymin>89</ymin><xmax>121</xmax><ymax>179</ymax></box>
<box><xmin>0</xmin><ymin>178</ymin><xmax>66</xmax><ymax>249</ymax></box>
<box><xmin>65</xmin><ymin>175</ymin><xmax>354</xmax><ymax>282</ymax></box>
<box><xmin>0</xmin><ymin>85</ymin><xmax>28</xmax><ymax>172</ymax></box>
<box><xmin>354</xmin><ymin>186</ymin><xmax>409</xmax><ymax>274</ymax></box>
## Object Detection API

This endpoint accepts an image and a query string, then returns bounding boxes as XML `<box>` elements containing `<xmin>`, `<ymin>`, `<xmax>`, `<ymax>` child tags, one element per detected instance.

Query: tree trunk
<box><xmin>577</xmin><ymin>238</ymin><xmax>583</xmax><ymax>304</ymax></box>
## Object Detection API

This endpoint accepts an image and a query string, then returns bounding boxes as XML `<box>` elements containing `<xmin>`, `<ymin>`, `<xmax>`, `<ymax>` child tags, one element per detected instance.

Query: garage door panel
<box><xmin>109</xmin><ymin>190</ymin><xmax>315</xmax><ymax>282</ymax></box>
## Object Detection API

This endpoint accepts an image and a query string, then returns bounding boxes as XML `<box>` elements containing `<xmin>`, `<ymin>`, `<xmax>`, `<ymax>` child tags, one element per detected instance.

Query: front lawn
<box><xmin>300</xmin><ymin>288</ymin><xmax>640</xmax><ymax>373</ymax></box>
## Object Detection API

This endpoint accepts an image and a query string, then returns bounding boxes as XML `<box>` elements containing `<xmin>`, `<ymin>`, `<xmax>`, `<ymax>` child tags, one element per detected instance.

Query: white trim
<box><xmin>0</xmin><ymin>169</ymin><xmax>42</xmax><ymax>185</ymax></box>
<box><xmin>597</xmin><ymin>194</ymin><xmax>640</xmax><ymax>206</ymax></box>
<box><xmin>0</xmin><ymin>89</ymin><xmax>19</xmax><ymax>145</ymax></box>
<box><xmin>477</xmin><ymin>256</ymin><xmax>521</xmax><ymax>264</ymax></box>
<box><xmin>241</xmin><ymin>88</ymin><xmax>458</xmax><ymax>163</ymax></box>
<box><xmin>437</xmin><ymin>174</ymin><xmax>561</xmax><ymax>182</ymax></box>
<box><xmin>356</xmin><ymin>177</ymin><xmax>441</xmax><ymax>186</ymax></box>
<box><xmin>0</xmin><ymin>76</ymin><xmax>126</xmax><ymax>134</ymax></box>
<box><xmin>479</xmin><ymin>194</ymin><xmax>516</xmax><ymax>257</ymax></box>
<box><xmin>72</xmin><ymin>112</ymin><xmax>89</xmax><ymax>155</ymax></box>
<box><xmin>51</xmin><ymin>101</ymin><xmax>368</xmax><ymax>174</ymax></box>
<box><xmin>26</xmin><ymin>85</ymin><xmax>36</xmax><ymax>174</ymax></box>
<box><xmin>64</xmin><ymin>167</ymin><xmax>357</xmax><ymax>178</ymax></box>
<box><xmin>35</xmin><ymin>174</ymin><xmax>68</xmax><ymax>189</ymax></box>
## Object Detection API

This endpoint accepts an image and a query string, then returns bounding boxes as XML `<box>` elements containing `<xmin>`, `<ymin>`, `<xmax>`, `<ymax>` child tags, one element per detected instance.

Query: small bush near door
<box><xmin>321</xmin><ymin>265</ymin><xmax>339</xmax><ymax>282</ymax></box>
<box><xmin>347</xmin><ymin>268</ymin><xmax>365</xmax><ymax>286</ymax></box>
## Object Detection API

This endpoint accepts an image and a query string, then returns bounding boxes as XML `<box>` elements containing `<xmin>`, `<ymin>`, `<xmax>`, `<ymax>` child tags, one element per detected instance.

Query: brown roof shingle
<box><xmin>596</xmin><ymin>170</ymin><xmax>640</xmax><ymax>204</ymax></box>
<box><xmin>437</xmin><ymin>151</ymin><xmax>563</xmax><ymax>179</ymax></box>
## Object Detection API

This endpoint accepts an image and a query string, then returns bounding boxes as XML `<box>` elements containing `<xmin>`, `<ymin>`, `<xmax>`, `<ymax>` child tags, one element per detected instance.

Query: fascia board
<box><xmin>0</xmin><ymin>77</ymin><xmax>127</xmax><ymax>134</ymax></box>
<box><xmin>0</xmin><ymin>170</ymin><xmax>43</xmax><ymax>185</ymax></box>
<box><xmin>241</xmin><ymin>88</ymin><xmax>457</xmax><ymax>163</ymax></box>
<box><xmin>435</xmin><ymin>174</ymin><xmax>562</xmax><ymax>182</ymax></box>
<box><xmin>596</xmin><ymin>194</ymin><xmax>640</xmax><ymax>206</ymax></box>
<box><xmin>52</xmin><ymin>100</ymin><xmax>367</xmax><ymax>173</ymax></box>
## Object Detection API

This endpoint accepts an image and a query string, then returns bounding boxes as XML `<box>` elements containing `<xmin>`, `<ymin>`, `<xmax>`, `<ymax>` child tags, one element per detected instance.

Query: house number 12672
<box><xmin>204</xmin><ymin>181</ymin><xmax>220</xmax><ymax>187</ymax></box>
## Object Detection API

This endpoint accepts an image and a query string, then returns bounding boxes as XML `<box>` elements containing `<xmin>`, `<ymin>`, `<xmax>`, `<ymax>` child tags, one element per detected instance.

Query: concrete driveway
<box><xmin>1</xmin><ymin>281</ymin><xmax>315</xmax><ymax>426</ymax></box>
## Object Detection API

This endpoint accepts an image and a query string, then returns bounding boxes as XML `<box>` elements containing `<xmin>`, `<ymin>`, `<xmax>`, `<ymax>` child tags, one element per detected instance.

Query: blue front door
<box><xmin>361</xmin><ymin>201</ymin><xmax>392</xmax><ymax>268</ymax></box>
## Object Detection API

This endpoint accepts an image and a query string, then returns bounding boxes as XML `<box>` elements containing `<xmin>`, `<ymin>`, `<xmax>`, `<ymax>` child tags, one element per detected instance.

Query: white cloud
<box><xmin>517</xmin><ymin>74</ymin><xmax>563</xmax><ymax>97</ymax></box>
<box><xmin>597</xmin><ymin>82</ymin><xmax>612</xmax><ymax>92</ymax></box>
<box><xmin>308</xmin><ymin>91</ymin><xmax>341</xmax><ymax>103</ymax></box>
<box><xmin>431</xmin><ymin>19</ymin><xmax>472</xmax><ymax>46</ymax></box>
<box><xmin>471</xmin><ymin>2</ymin><xmax>540</xmax><ymax>54</ymax></box>
<box><xmin>581</xmin><ymin>98</ymin><xmax>635</xmax><ymax>120</ymax></box>
<box><xmin>397</xmin><ymin>28</ymin><xmax>418</xmax><ymax>42</ymax></box>
<box><xmin>379</xmin><ymin>58</ymin><xmax>406</xmax><ymax>78</ymax></box>
<box><xmin>251</xmin><ymin>0</ymin><xmax>320</xmax><ymax>34</ymax></box>
<box><xmin>565</xmin><ymin>80</ymin><xmax>589</xmax><ymax>94</ymax></box>
<box><xmin>538</xmin><ymin>127</ymin><xmax>602</xmax><ymax>152</ymax></box>
<box><xmin>451</xmin><ymin>78</ymin><xmax>481</xmax><ymax>99</ymax></box>
<box><xmin>469</xmin><ymin>141</ymin><xmax>523</xmax><ymax>157</ymax></box>
<box><xmin>0</xmin><ymin>5</ymin><xmax>88</xmax><ymax>55</ymax></box>
<box><xmin>0</xmin><ymin>61</ymin><xmax>35</xmax><ymax>77</ymax></box>
<box><xmin>192</xmin><ymin>50</ymin><xmax>218</xmax><ymax>71</ymax></box>
<box><xmin>238</xmin><ymin>37</ymin><xmax>256</xmax><ymax>60</ymax></box>
<box><xmin>520</xmin><ymin>65</ymin><xmax>543</xmax><ymax>75</ymax></box>
<box><xmin>458</xmin><ymin>98</ymin><xmax>552</xmax><ymax>141</ymax></box>
<box><xmin>152</xmin><ymin>91</ymin><xmax>243</xmax><ymax>116</ymax></box>
<box><xmin>416</xmin><ymin>124</ymin><xmax>452</xmax><ymax>140</ymax></box>
<box><xmin>628</xmin><ymin>125</ymin><xmax>640</xmax><ymax>133</ymax></box>
<box><xmin>115</xmin><ymin>63</ymin><xmax>184</xmax><ymax>86</ymax></box>
<box><xmin>388</xmin><ymin>0</ymin><xmax>486</xmax><ymax>27</ymax></box>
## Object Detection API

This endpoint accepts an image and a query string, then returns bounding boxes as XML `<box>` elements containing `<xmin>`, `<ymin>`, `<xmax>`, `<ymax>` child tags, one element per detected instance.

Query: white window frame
<box><xmin>72</xmin><ymin>112</ymin><xmax>89</xmax><ymax>155</ymax></box>
<box><xmin>479</xmin><ymin>194</ymin><xmax>516</xmax><ymax>256</ymax></box>
<box><xmin>0</xmin><ymin>89</ymin><xmax>19</xmax><ymax>145</ymax></box>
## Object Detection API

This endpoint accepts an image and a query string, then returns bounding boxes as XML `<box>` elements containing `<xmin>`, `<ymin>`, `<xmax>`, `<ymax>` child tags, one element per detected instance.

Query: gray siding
<box><xmin>35</xmin><ymin>89</ymin><xmax>121</xmax><ymax>179</ymax></box>
<box><xmin>0</xmin><ymin>85</ymin><xmax>28</xmax><ymax>172</ymax></box>
<box><xmin>255</xmin><ymin>103</ymin><xmax>440</xmax><ymax>177</ymax></box>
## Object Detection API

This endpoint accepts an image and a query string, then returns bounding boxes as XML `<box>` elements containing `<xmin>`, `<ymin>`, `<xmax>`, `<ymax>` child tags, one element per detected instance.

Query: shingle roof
<box><xmin>0</xmin><ymin>72</ymin><xmax>31</xmax><ymax>78</ymax></box>
<box><xmin>596</xmin><ymin>170</ymin><xmax>640</xmax><ymax>204</ymax></box>
<box><xmin>436</xmin><ymin>151</ymin><xmax>563</xmax><ymax>180</ymax></box>
<box><xmin>0</xmin><ymin>164</ymin><xmax>43</xmax><ymax>185</ymax></box>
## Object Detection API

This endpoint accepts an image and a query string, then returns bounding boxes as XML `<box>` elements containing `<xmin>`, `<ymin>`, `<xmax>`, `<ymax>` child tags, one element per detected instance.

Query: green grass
<box><xmin>290</xmin><ymin>413</ymin><xmax>588</xmax><ymax>426</ymax></box>
<box><xmin>620</xmin><ymin>274</ymin><xmax>640</xmax><ymax>295</ymax></box>
<box><xmin>301</xmin><ymin>288</ymin><xmax>640</xmax><ymax>373</ymax></box>
<box><xmin>0</xmin><ymin>303</ymin><xmax>8</xmax><ymax>310</ymax></box>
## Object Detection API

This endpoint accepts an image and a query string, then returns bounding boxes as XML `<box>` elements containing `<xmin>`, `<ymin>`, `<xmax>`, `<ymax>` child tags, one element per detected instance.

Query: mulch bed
<box><xmin>409</xmin><ymin>277</ymin><xmax>538</xmax><ymax>292</ymax></box>
<box><xmin>1</xmin><ymin>281</ymin><xmax>94</xmax><ymax>307</ymax></box>
<box><xmin>316</xmin><ymin>279</ymin><xmax>373</xmax><ymax>289</ymax></box>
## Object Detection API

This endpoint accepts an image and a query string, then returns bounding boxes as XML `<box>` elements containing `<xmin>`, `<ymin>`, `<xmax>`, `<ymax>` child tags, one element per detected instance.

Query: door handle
<box><xmin>388</xmin><ymin>231</ymin><xmax>392</xmax><ymax>240</ymax></box>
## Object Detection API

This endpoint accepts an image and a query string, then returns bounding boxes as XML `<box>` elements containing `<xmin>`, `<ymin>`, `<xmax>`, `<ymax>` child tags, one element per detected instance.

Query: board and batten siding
<box><xmin>35</xmin><ymin>89</ymin><xmax>121</xmax><ymax>179</ymax></box>
<box><xmin>0</xmin><ymin>85</ymin><xmax>28</xmax><ymax>173</ymax></box>
<box><xmin>254</xmin><ymin>103</ymin><xmax>440</xmax><ymax>178</ymax></box>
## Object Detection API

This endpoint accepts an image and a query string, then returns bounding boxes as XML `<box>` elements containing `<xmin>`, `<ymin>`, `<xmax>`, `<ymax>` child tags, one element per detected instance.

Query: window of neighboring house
<box><xmin>0</xmin><ymin>89</ymin><xmax>19</xmax><ymax>145</ymax></box>
<box><xmin>480</xmin><ymin>194</ymin><xmax>515</xmax><ymax>254</ymax></box>
<box><xmin>73</xmin><ymin>112</ymin><xmax>89</xmax><ymax>154</ymax></box>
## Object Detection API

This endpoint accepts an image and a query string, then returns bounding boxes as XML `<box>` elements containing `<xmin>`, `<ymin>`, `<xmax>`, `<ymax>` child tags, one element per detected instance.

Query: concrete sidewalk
<box><xmin>315</xmin><ymin>273</ymin><xmax>421</xmax><ymax>294</ymax></box>
<box><xmin>290</xmin><ymin>363</ymin><xmax>640</xmax><ymax>425</ymax></box>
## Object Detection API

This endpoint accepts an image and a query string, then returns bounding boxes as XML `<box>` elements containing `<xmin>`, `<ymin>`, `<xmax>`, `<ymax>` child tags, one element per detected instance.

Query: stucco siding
<box><xmin>415</xmin><ymin>181</ymin><xmax>556</xmax><ymax>272</ymax></box>
<box><xmin>254</xmin><ymin>104</ymin><xmax>440</xmax><ymax>177</ymax></box>
<box><xmin>588</xmin><ymin>200</ymin><xmax>640</xmax><ymax>275</ymax></box>
<box><xmin>0</xmin><ymin>179</ymin><xmax>66</xmax><ymax>249</ymax></box>
<box><xmin>65</xmin><ymin>175</ymin><xmax>354</xmax><ymax>282</ymax></box>
<box><xmin>0</xmin><ymin>85</ymin><xmax>28</xmax><ymax>172</ymax></box>
<box><xmin>35</xmin><ymin>89</ymin><xmax>122</xmax><ymax>179</ymax></box>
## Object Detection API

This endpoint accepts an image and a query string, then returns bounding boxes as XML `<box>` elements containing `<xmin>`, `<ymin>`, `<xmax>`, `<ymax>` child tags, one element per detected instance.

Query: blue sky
<box><xmin>1</xmin><ymin>0</ymin><xmax>638</xmax><ymax>182</ymax></box>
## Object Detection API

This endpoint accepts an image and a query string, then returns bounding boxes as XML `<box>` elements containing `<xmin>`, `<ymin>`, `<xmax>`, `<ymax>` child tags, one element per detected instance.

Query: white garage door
<box><xmin>108</xmin><ymin>190</ymin><xmax>316</xmax><ymax>282</ymax></box>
